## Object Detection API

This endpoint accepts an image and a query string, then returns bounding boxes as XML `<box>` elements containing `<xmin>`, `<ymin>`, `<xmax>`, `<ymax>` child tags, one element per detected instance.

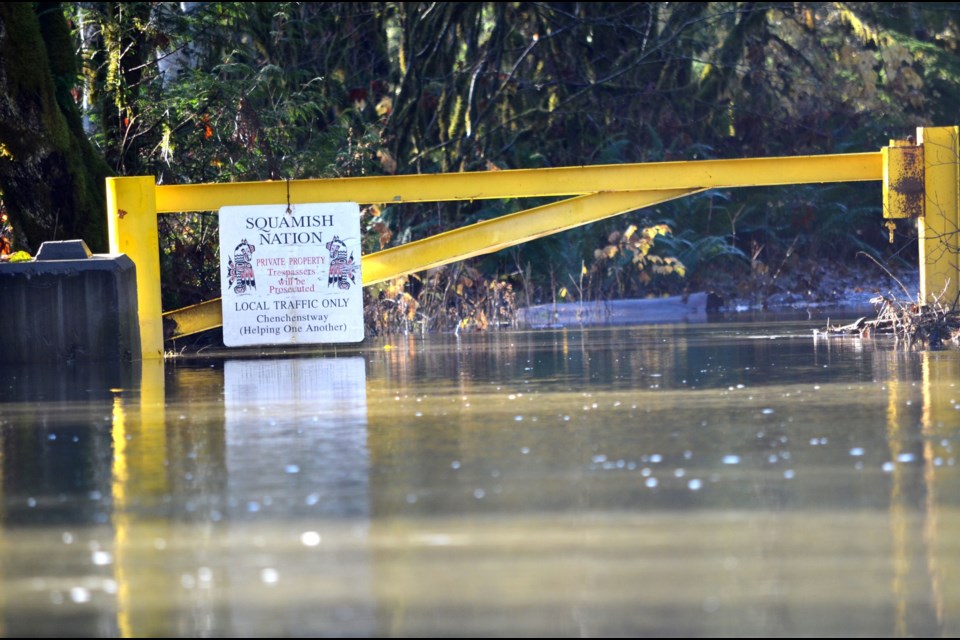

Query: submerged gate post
<box><xmin>107</xmin><ymin>176</ymin><xmax>164</xmax><ymax>360</ymax></box>
<box><xmin>917</xmin><ymin>126</ymin><xmax>960</xmax><ymax>307</ymax></box>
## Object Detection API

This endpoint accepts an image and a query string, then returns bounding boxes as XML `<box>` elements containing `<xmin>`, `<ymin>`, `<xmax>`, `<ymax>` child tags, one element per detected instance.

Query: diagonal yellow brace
<box><xmin>163</xmin><ymin>188</ymin><xmax>700</xmax><ymax>338</ymax></box>
<box><xmin>361</xmin><ymin>188</ymin><xmax>699</xmax><ymax>285</ymax></box>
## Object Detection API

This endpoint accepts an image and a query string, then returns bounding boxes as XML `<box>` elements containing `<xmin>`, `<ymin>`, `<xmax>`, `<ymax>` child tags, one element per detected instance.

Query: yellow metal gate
<box><xmin>107</xmin><ymin>126</ymin><xmax>960</xmax><ymax>359</ymax></box>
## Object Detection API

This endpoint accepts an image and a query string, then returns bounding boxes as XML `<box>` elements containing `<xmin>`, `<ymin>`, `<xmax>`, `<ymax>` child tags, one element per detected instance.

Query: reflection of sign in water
<box><xmin>219</xmin><ymin>203</ymin><xmax>364</xmax><ymax>346</ymax></box>
<box><xmin>223</xmin><ymin>357</ymin><xmax>374</xmax><ymax>634</ymax></box>
<box><xmin>224</xmin><ymin>357</ymin><xmax>369</xmax><ymax>518</ymax></box>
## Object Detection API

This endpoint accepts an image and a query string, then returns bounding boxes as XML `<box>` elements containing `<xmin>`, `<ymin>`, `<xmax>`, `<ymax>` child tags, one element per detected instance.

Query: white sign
<box><xmin>220</xmin><ymin>203</ymin><xmax>364</xmax><ymax>346</ymax></box>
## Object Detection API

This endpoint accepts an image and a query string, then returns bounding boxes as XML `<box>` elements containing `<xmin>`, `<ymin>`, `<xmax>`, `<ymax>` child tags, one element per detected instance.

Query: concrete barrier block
<box><xmin>0</xmin><ymin>241</ymin><xmax>141</xmax><ymax>364</ymax></box>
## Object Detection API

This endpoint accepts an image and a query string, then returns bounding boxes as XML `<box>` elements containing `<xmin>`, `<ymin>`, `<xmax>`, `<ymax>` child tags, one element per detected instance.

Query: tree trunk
<box><xmin>0</xmin><ymin>2</ymin><xmax>112</xmax><ymax>253</ymax></box>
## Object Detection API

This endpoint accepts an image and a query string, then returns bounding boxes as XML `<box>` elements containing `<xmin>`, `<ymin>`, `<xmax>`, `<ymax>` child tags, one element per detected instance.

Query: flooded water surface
<box><xmin>2</xmin><ymin>321</ymin><xmax>960</xmax><ymax>636</ymax></box>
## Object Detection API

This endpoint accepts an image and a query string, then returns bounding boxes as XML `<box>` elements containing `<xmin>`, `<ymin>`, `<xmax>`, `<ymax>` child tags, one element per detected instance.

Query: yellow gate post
<box><xmin>917</xmin><ymin>126</ymin><xmax>960</xmax><ymax>307</ymax></box>
<box><xmin>107</xmin><ymin>176</ymin><xmax>164</xmax><ymax>359</ymax></box>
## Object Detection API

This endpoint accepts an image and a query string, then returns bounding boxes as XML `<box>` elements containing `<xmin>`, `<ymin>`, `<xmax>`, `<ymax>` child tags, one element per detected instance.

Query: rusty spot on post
<box><xmin>883</xmin><ymin>142</ymin><xmax>924</xmax><ymax>219</ymax></box>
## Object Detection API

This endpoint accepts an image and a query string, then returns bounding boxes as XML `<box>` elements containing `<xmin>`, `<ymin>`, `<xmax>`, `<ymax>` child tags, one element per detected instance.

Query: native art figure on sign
<box><xmin>325</xmin><ymin>236</ymin><xmax>359</xmax><ymax>290</ymax></box>
<box><xmin>227</xmin><ymin>239</ymin><xmax>257</xmax><ymax>294</ymax></box>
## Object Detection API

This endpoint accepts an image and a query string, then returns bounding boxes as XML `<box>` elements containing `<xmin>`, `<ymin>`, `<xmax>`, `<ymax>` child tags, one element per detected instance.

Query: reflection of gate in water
<box><xmin>107</xmin><ymin>126</ymin><xmax>960</xmax><ymax>359</ymax></box>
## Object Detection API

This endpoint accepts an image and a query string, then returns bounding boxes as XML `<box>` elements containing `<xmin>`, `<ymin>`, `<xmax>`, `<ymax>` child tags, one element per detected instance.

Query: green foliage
<box><xmin>15</xmin><ymin>1</ymin><xmax>958</xmax><ymax>318</ymax></box>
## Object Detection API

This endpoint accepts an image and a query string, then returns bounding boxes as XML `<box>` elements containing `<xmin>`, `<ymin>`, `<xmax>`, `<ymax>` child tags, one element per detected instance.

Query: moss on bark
<box><xmin>0</xmin><ymin>3</ymin><xmax>112</xmax><ymax>253</ymax></box>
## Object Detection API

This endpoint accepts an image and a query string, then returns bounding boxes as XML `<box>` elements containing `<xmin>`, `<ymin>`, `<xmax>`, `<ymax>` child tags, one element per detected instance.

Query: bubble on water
<box><xmin>91</xmin><ymin>551</ymin><xmax>112</xmax><ymax>566</ymax></box>
<box><xmin>722</xmin><ymin>455</ymin><xmax>741</xmax><ymax>465</ymax></box>
<box><xmin>521</xmin><ymin>447</ymin><xmax>530</xmax><ymax>455</ymax></box>
<box><xmin>514</xmin><ymin>416</ymin><xmax>523</xmax><ymax>421</ymax></box>
<box><xmin>783</xmin><ymin>469</ymin><xmax>795</xmax><ymax>479</ymax></box>
<box><xmin>849</xmin><ymin>447</ymin><xmax>865</xmax><ymax>457</ymax></box>
<box><xmin>674</xmin><ymin>468</ymin><xmax>686</xmax><ymax>478</ymax></box>
<box><xmin>62</xmin><ymin>532</ymin><xmax>74</xmax><ymax>545</ymax></box>
<box><xmin>896</xmin><ymin>453</ymin><xmax>915</xmax><ymax>463</ymax></box>
<box><xmin>103</xmin><ymin>579</ymin><xmax>118</xmax><ymax>595</ymax></box>
<box><xmin>451</xmin><ymin>460</ymin><xmax>461</xmax><ymax>470</ymax></box>
<box><xmin>761</xmin><ymin>408</ymin><xmax>775</xmax><ymax>415</ymax></box>
<box><xmin>767</xmin><ymin>454</ymin><xmax>778</xmax><ymax>464</ymax></box>
<box><xmin>703</xmin><ymin>596</ymin><xmax>721</xmax><ymax>613</ymax></box>
<box><xmin>688</xmin><ymin>479</ymin><xmax>703</xmax><ymax>491</ymax></box>
<box><xmin>406</xmin><ymin>493</ymin><xmax>418</xmax><ymax>504</ymax></box>
<box><xmin>300</xmin><ymin>531</ymin><xmax>322</xmax><ymax>547</ymax></box>
<box><xmin>414</xmin><ymin>412</ymin><xmax>423</xmax><ymax>417</ymax></box>
<box><xmin>593</xmin><ymin>454</ymin><xmax>607</xmax><ymax>464</ymax></box>
<box><xmin>48</xmin><ymin>434</ymin><xmax>57</xmax><ymax>441</ymax></box>
<box><xmin>882</xmin><ymin>462</ymin><xmax>895</xmax><ymax>473</ymax></box>
<box><xmin>27</xmin><ymin>498</ymin><xmax>36</xmax><ymax>508</ymax></box>
<box><xmin>181</xmin><ymin>573</ymin><xmax>196</xmax><ymax>589</ymax></box>
<box><xmin>645</xmin><ymin>477</ymin><xmax>658</xmax><ymax>488</ymax></box>
<box><xmin>284</xmin><ymin>464</ymin><xmax>300</xmax><ymax>474</ymax></box>
<box><xmin>260</xmin><ymin>568</ymin><xmax>279</xmax><ymax>585</ymax></box>
<box><xmin>473</xmin><ymin>488</ymin><xmax>486</xmax><ymax>499</ymax></box>
<box><xmin>247</xmin><ymin>501</ymin><xmax>261</xmax><ymax>513</ymax></box>
<box><xmin>684</xmin><ymin>450</ymin><xmax>693</xmax><ymax>460</ymax></box>
<box><xmin>650</xmin><ymin>454</ymin><xmax>663</xmax><ymax>464</ymax></box>
<box><xmin>69</xmin><ymin>587</ymin><xmax>91</xmax><ymax>604</ymax></box>
<box><xmin>305</xmin><ymin>493</ymin><xmax>320</xmax><ymax>506</ymax></box>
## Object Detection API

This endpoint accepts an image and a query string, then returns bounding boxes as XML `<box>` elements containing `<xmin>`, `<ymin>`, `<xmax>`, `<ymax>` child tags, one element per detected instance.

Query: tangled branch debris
<box><xmin>818</xmin><ymin>293</ymin><xmax>960</xmax><ymax>349</ymax></box>
<box><xmin>816</xmin><ymin>253</ymin><xmax>960</xmax><ymax>349</ymax></box>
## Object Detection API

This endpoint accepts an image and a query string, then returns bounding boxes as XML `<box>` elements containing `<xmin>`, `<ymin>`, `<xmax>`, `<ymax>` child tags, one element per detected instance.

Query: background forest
<box><xmin>2</xmin><ymin>2</ymin><xmax>959</xmax><ymax>333</ymax></box>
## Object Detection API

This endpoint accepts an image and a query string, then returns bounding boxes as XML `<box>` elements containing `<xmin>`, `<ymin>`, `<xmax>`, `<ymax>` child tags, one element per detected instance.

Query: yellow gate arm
<box><xmin>164</xmin><ymin>189</ymin><xmax>699</xmax><ymax>338</ymax></box>
<box><xmin>109</xmin><ymin>151</ymin><xmax>884</xmax><ymax>356</ymax></box>
<box><xmin>154</xmin><ymin>153</ymin><xmax>880</xmax><ymax>211</ymax></box>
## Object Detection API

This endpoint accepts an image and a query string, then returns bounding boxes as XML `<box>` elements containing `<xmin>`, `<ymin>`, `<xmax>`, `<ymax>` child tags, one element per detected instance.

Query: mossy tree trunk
<box><xmin>0</xmin><ymin>2</ymin><xmax>112</xmax><ymax>253</ymax></box>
